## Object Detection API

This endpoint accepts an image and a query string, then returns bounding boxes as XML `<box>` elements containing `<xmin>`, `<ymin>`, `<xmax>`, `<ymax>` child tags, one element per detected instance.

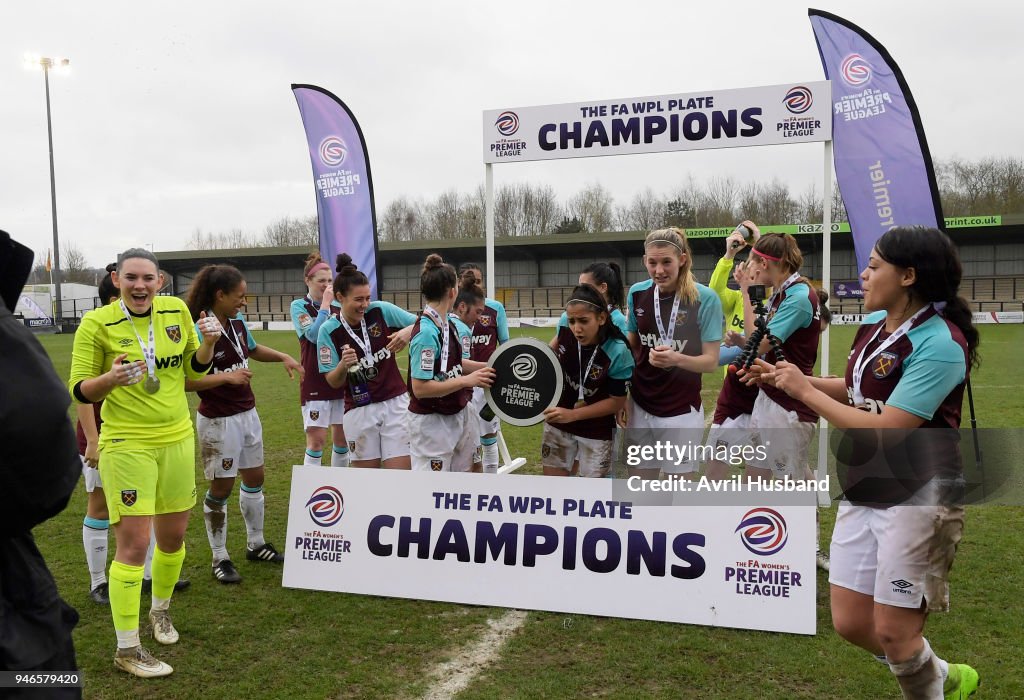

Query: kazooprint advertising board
<box><xmin>483</xmin><ymin>81</ymin><xmax>831</xmax><ymax>163</ymax></box>
<box><xmin>284</xmin><ymin>467</ymin><xmax>816</xmax><ymax>634</ymax></box>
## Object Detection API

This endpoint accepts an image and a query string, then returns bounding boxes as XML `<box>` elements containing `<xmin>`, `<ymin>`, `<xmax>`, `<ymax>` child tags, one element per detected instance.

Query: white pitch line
<box><xmin>419</xmin><ymin>609</ymin><xmax>528</xmax><ymax>700</ymax></box>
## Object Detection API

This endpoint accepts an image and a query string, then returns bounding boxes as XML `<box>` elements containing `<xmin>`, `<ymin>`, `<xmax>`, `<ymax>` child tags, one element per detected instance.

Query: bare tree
<box><xmin>61</xmin><ymin>242</ymin><xmax>93</xmax><ymax>284</ymax></box>
<box><xmin>262</xmin><ymin>215</ymin><xmax>319</xmax><ymax>247</ymax></box>
<box><xmin>616</xmin><ymin>188</ymin><xmax>665</xmax><ymax>231</ymax></box>
<box><xmin>565</xmin><ymin>183</ymin><xmax>614</xmax><ymax>233</ymax></box>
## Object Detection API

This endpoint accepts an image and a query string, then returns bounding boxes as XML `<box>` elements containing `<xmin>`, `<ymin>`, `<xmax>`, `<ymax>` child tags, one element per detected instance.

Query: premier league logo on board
<box><xmin>319</xmin><ymin>135</ymin><xmax>348</xmax><ymax>167</ymax></box>
<box><xmin>841</xmin><ymin>53</ymin><xmax>872</xmax><ymax>87</ymax></box>
<box><xmin>297</xmin><ymin>485</ymin><xmax>352</xmax><ymax>563</ymax></box>
<box><xmin>306</xmin><ymin>486</ymin><xmax>345</xmax><ymax>527</ymax></box>
<box><xmin>488</xmin><ymin>110</ymin><xmax>527</xmax><ymax>160</ymax></box>
<box><xmin>735</xmin><ymin>507</ymin><xmax>788</xmax><ymax>556</ymax></box>
<box><xmin>725</xmin><ymin>507</ymin><xmax>804</xmax><ymax>599</ymax></box>
<box><xmin>486</xmin><ymin>338</ymin><xmax>562</xmax><ymax>426</ymax></box>
<box><xmin>494</xmin><ymin>111</ymin><xmax>520</xmax><ymax>136</ymax></box>
<box><xmin>783</xmin><ymin>86</ymin><xmax>813</xmax><ymax>114</ymax></box>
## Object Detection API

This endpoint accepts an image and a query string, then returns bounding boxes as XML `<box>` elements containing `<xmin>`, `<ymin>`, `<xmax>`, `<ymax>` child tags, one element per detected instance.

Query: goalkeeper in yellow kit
<box><xmin>69</xmin><ymin>248</ymin><xmax>221</xmax><ymax>678</ymax></box>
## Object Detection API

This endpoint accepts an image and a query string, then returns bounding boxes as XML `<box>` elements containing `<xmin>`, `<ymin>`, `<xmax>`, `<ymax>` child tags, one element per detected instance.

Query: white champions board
<box><xmin>283</xmin><ymin>467</ymin><xmax>816</xmax><ymax>635</ymax></box>
<box><xmin>483</xmin><ymin>81</ymin><xmax>831</xmax><ymax>163</ymax></box>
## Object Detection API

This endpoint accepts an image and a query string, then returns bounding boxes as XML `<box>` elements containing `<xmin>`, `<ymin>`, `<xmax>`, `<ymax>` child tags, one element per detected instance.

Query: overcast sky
<box><xmin>3</xmin><ymin>1</ymin><xmax>1020</xmax><ymax>268</ymax></box>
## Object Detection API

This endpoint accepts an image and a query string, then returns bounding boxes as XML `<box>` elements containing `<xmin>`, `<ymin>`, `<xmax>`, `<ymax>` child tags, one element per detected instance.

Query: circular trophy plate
<box><xmin>485</xmin><ymin>337</ymin><xmax>563</xmax><ymax>426</ymax></box>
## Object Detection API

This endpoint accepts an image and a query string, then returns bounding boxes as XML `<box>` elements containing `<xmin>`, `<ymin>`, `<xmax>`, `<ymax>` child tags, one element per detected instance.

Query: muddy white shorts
<box><xmin>197</xmin><ymin>408</ymin><xmax>264</xmax><ymax>479</ymax></box>
<box><xmin>408</xmin><ymin>409</ymin><xmax>477</xmax><ymax>473</ymax></box>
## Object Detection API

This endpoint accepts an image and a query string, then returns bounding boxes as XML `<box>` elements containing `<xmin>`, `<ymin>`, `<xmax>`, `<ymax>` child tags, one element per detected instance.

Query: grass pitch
<box><xmin>32</xmin><ymin>324</ymin><xmax>1024</xmax><ymax>699</ymax></box>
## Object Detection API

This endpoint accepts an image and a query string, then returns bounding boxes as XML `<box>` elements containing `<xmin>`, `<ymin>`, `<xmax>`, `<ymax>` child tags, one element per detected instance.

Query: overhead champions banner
<box><xmin>809</xmin><ymin>10</ymin><xmax>943</xmax><ymax>273</ymax></box>
<box><xmin>292</xmin><ymin>84</ymin><xmax>380</xmax><ymax>297</ymax></box>
<box><xmin>284</xmin><ymin>467</ymin><xmax>816</xmax><ymax>634</ymax></box>
<box><xmin>482</xmin><ymin>81</ymin><xmax>831</xmax><ymax>164</ymax></box>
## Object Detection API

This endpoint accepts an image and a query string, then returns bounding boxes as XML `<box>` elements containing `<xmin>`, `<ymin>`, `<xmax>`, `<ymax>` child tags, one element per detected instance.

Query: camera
<box><xmin>748</xmin><ymin>284</ymin><xmax>767</xmax><ymax>303</ymax></box>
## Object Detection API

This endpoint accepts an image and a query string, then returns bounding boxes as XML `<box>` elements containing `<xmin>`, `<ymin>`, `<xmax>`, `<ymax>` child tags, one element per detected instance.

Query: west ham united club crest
<box><xmin>588</xmin><ymin>364</ymin><xmax>603</xmax><ymax>381</ymax></box>
<box><xmin>165</xmin><ymin>325</ymin><xmax>182</xmax><ymax>343</ymax></box>
<box><xmin>309</xmin><ymin>410</ymin><xmax>320</xmax><ymax>421</ymax></box>
<box><xmin>368</xmin><ymin>323</ymin><xmax>382</xmax><ymax>337</ymax></box>
<box><xmin>121</xmin><ymin>489</ymin><xmax>137</xmax><ymax>507</ymax></box>
<box><xmin>479</xmin><ymin>316</ymin><xmax>492</xmax><ymax>327</ymax></box>
<box><xmin>872</xmin><ymin>351</ymin><xmax>899</xmax><ymax>379</ymax></box>
<box><xmin>430</xmin><ymin>458</ymin><xmax>444</xmax><ymax>472</ymax></box>
<box><xmin>222</xmin><ymin>458</ymin><xmax>234</xmax><ymax>470</ymax></box>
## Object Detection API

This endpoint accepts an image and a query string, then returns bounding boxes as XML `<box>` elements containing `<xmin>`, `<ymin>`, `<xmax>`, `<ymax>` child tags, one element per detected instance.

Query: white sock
<box><xmin>239</xmin><ymin>485</ymin><xmax>266</xmax><ymax>549</ymax></box>
<box><xmin>143</xmin><ymin>529</ymin><xmax>156</xmax><ymax>580</ymax></box>
<box><xmin>83</xmin><ymin>517</ymin><xmax>109</xmax><ymax>589</ymax></box>
<box><xmin>304</xmin><ymin>448</ymin><xmax>323</xmax><ymax>466</ymax></box>
<box><xmin>331</xmin><ymin>444</ymin><xmax>350</xmax><ymax>467</ymax></box>
<box><xmin>116</xmin><ymin>629</ymin><xmax>141</xmax><ymax>650</ymax></box>
<box><xmin>204</xmin><ymin>493</ymin><xmax>230</xmax><ymax>564</ymax></box>
<box><xmin>150</xmin><ymin>595</ymin><xmax>170</xmax><ymax>613</ymax></box>
<box><xmin>889</xmin><ymin>638</ymin><xmax>944</xmax><ymax>698</ymax></box>
<box><xmin>481</xmin><ymin>439</ymin><xmax>499</xmax><ymax>474</ymax></box>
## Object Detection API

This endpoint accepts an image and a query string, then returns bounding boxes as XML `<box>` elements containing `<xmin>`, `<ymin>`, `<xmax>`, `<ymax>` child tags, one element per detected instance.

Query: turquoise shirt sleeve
<box><xmin>316</xmin><ymin>318</ymin><xmax>340</xmax><ymax>374</ymax></box>
<box><xmin>886</xmin><ymin>326</ymin><xmax>967</xmax><ymax>420</ymax></box>
<box><xmin>371</xmin><ymin>300</ymin><xmax>417</xmax><ymax>329</ymax></box>
<box><xmin>489</xmin><ymin>300</ymin><xmax>510</xmax><ymax>343</ymax></box>
<box><xmin>557</xmin><ymin>311</ymin><xmax>568</xmax><ymax>329</ymax></box>
<box><xmin>767</xmin><ymin>284</ymin><xmax>813</xmax><ymax>342</ymax></box>
<box><xmin>290</xmin><ymin>298</ymin><xmax>330</xmax><ymax>342</ymax></box>
<box><xmin>606</xmin><ymin>338</ymin><xmax>635</xmax><ymax>380</ymax></box>
<box><xmin>697</xmin><ymin>285</ymin><xmax>724</xmax><ymax>343</ymax></box>
<box><xmin>626</xmin><ymin>285</ymin><xmax>638</xmax><ymax>333</ymax></box>
<box><xmin>409</xmin><ymin>324</ymin><xmax>440</xmax><ymax>381</ymax></box>
<box><xmin>237</xmin><ymin>313</ymin><xmax>257</xmax><ymax>350</ymax></box>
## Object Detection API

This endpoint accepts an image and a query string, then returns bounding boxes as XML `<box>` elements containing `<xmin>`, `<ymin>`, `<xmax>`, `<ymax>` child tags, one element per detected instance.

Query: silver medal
<box><xmin>144</xmin><ymin>375</ymin><xmax>161</xmax><ymax>394</ymax></box>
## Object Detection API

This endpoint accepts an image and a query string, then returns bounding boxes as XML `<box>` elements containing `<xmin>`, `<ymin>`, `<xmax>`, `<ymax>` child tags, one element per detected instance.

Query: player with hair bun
<box><xmin>449</xmin><ymin>276</ymin><xmax>487</xmax><ymax>471</ymax></box>
<box><xmin>185</xmin><ymin>264</ymin><xmax>303</xmax><ymax>584</ymax></box>
<box><xmin>408</xmin><ymin>255</ymin><xmax>496</xmax><ymax>472</ymax></box>
<box><xmin>746</xmin><ymin>226</ymin><xmax>980</xmax><ymax>699</ymax></box>
<box><xmin>317</xmin><ymin>253</ymin><xmax>416</xmax><ymax>469</ymax></box>
<box><xmin>459</xmin><ymin>262</ymin><xmax>509</xmax><ymax>473</ymax></box>
<box><xmin>622</xmin><ymin>227</ymin><xmax>723</xmax><ymax>479</ymax></box>
<box><xmin>543</xmin><ymin>283</ymin><xmax>633</xmax><ymax>478</ymax></box>
<box><xmin>290</xmin><ymin>252</ymin><xmax>350</xmax><ymax>468</ymax></box>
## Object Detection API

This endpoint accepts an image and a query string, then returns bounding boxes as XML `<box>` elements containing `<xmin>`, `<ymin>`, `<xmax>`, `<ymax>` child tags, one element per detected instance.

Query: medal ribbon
<box><xmin>422</xmin><ymin>306</ymin><xmax>450</xmax><ymax>378</ymax></box>
<box><xmin>850</xmin><ymin>305</ymin><xmax>933</xmax><ymax>407</ymax></box>
<box><xmin>652</xmin><ymin>284</ymin><xmax>682</xmax><ymax>345</ymax></box>
<box><xmin>119</xmin><ymin>300</ymin><xmax>157</xmax><ymax>382</ymax></box>
<box><xmin>339</xmin><ymin>313</ymin><xmax>372</xmax><ymax>364</ymax></box>
<box><xmin>576</xmin><ymin>341</ymin><xmax>599</xmax><ymax>405</ymax></box>
<box><xmin>218</xmin><ymin>314</ymin><xmax>250</xmax><ymax>368</ymax></box>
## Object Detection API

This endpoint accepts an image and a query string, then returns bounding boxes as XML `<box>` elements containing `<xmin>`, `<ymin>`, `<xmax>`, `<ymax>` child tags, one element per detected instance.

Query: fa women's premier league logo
<box><xmin>485</xmin><ymin>338</ymin><xmax>562</xmax><ymax>426</ymax></box>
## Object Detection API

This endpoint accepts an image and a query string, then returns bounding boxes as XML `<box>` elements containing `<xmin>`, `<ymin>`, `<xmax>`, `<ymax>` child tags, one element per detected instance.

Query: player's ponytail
<box><xmin>582</xmin><ymin>261</ymin><xmax>625</xmax><ymax>312</ymax></box>
<box><xmin>303</xmin><ymin>251</ymin><xmax>329</xmax><ymax>279</ymax></box>
<box><xmin>97</xmin><ymin>262</ymin><xmax>118</xmax><ymax>305</ymax></box>
<box><xmin>456</xmin><ymin>273</ymin><xmax>484</xmax><ymax>310</ymax></box>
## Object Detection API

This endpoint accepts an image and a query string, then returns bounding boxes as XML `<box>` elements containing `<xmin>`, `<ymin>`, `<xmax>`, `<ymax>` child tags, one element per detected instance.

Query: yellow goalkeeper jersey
<box><xmin>69</xmin><ymin>296</ymin><xmax>209</xmax><ymax>447</ymax></box>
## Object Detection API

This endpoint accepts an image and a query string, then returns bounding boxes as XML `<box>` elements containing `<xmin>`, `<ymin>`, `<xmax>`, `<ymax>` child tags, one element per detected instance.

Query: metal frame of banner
<box><xmin>483</xmin><ymin>86</ymin><xmax>834</xmax><ymax>504</ymax></box>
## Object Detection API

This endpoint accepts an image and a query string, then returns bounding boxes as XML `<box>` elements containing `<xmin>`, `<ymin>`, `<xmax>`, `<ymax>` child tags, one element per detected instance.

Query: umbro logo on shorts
<box><xmin>121</xmin><ymin>490</ymin><xmax>137</xmax><ymax>507</ymax></box>
<box><xmin>430</xmin><ymin>459</ymin><xmax>443</xmax><ymax>472</ymax></box>
<box><xmin>891</xmin><ymin>579</ymin><xmax>914</xmax><ymax>592</ymax></box>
